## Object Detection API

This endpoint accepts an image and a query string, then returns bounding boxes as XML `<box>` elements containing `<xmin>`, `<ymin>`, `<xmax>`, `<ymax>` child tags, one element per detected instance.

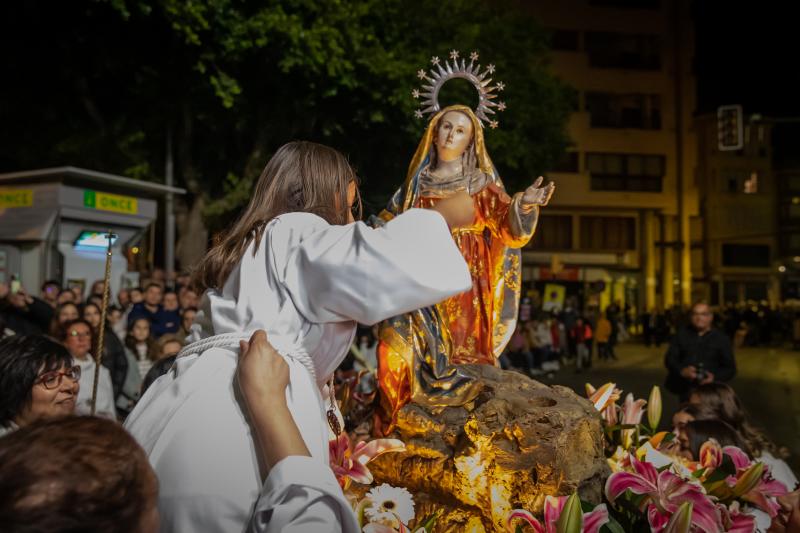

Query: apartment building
<box><xmin>694</xmin><ymin>114</ymin><xmax>779</xmax><ymax>305</ymax></box>
<box><xmin>524</xmin><ymin>0</ymin><xmax>698</xmax><ymax>313</ymax></box>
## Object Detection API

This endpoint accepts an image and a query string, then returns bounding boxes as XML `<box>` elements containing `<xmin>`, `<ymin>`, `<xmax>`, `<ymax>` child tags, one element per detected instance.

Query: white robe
<box><xmin>124</xmin><ymin>209</ymin><xmax>471</xmax><ymax>533</ymax></box>
<box><xmin>74</xmin><ymin>356</ymin><xmax>116</xmax><ymax>420</ymax></box>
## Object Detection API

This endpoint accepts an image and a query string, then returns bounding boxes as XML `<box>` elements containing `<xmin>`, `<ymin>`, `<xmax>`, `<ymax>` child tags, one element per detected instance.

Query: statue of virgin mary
<box><xmin>375</xmin><ymin>83</ymin><xmax>555</xmax><ymax>433</ymax></box>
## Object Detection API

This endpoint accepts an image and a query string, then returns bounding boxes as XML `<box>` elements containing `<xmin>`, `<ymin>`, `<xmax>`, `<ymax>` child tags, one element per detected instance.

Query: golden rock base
<box><xmin>368</xmin><ymin>365</ymin><xmax>610</xmax><ymax>532</ymax></box>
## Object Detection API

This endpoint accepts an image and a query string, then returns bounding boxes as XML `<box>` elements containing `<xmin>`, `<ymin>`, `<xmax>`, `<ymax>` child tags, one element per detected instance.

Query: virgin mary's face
<box><xmin>434</xmin><ymin>111</ymin><xmax>473</xmax><ymax>162</ymax></box>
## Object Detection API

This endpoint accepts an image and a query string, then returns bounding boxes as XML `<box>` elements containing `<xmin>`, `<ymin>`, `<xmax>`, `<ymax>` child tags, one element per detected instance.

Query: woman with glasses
<box><xmin>0</xmin><ymin>335</ymin><xmax>79</xmax><ymax>436</ymax></box>
<box><xmin>61</xmin><ymin>319</ymin><xmax>116</xmax><ymax>420</ymax></box>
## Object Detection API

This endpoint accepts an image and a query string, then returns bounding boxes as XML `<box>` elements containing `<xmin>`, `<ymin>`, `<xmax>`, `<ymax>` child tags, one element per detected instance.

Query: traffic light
<box><xmin>717</xmin><ymin>105</ymin><xmax>744</xmax><ymax>151</ymax></box>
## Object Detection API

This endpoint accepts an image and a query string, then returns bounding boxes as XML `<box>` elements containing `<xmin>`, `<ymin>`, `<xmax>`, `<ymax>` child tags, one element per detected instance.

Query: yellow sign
<box><xmin>84</xmin><ymin>190</ymin><xmax>137</xmax><ymax>214</ymax></box>
<box><xmin>0</xmin><ymin>188</ymin><xmax>33</xmax><ymax>208</ymax></box>
<box><xmin>542</xmin><ymin>283</ymin><xmax>566</xmax><ymax>312</ymax></box>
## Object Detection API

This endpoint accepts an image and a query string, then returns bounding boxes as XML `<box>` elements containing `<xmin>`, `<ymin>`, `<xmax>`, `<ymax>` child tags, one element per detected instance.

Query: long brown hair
<box><xmin>193</xmin><ymin>141</ymin><xmax>361</xmax><ymax>292</ymax></box>
<box><xmin>124</xmin><ymin>318</ymin><xmax>159</xmax><ymax>362</ymax></box>
<box><xmin>690</xmin><ymin>382</ymin><xmax>780</xmax><ymax>458</ymax></box>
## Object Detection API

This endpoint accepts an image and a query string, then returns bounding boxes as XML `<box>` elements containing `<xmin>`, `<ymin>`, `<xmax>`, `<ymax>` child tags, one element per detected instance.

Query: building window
<box><xmin>780</xmin><ymin>203</ymin><xmax>800</xmax><ymax>221</ymax></box>
<box><xmin>528</xmin><ymin>215</ymin><xmax>573</xmax><ymax>250</ymax></box>
<box><xmin>585</xmin><ymin>31</ymin><xmax>661</xmax><ymax>70</ymax></box>
<box><xmin>551</xmin><ymin>29</ymin><xmax>579</xmax><ymax>51</ymax></box>
<box><xmin>585</xmin><ymin>92</ymin><xmax>661</xmax><ymax>129</ymax></box>
<box><xmin>589</xmin><ymin>0</ymin><xmax>660</xmax><ymax>8</ymax></box>
<box><xmin>579</xmin><ymin>216</ymin><xmax>636</xmax><ymax>250</ymax></box>
<box><xmin>721</xmin><ymin>244</ymin><xmax>770</xmax><ymax>268</ymax></box>
<box><xmin>780</xmin><ymin>232</ymin><xmax>800</xmax><ymax>255</ymax></box>
<box><xmin>722</xmin><ymin>170</ymin><xmax>760</xmax><ymax>194</ymax></box>
<box><xmin>586</xmin><ymin>152</ymin><xmax>665</xmax><ymax>191</ymax></box>
<box><xmin>551</xmin><ymin>151</ymin><xmax>579</xmax><ymax>173</ymax></box>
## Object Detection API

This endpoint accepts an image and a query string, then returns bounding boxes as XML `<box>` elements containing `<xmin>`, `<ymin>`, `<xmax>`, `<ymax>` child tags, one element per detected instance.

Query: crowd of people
<box><xmin>490</xmin><ymin>295</ymin><xmax>800</xmax><ymax>381</ymax></box>
<box><xmin>640</xmin><ymin>301</ymin><xmax>800</xmax><ymax>350</ymax></box>
<box><xmin>496</xmin><ymin>299</ymin><xmax>626</xmax><ymax>378</ymax></box>
<box><xmin>0</xmin><ymin>272</ymin><xmax>198</xmax><ymax>420</ymax></box>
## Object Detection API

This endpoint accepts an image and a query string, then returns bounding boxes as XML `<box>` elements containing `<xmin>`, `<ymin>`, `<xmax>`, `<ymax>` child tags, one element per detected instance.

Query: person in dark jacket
<box><xmin>0</xmin><ymin>282</ymin><xmax>54</xmax><ymax>336</ymax></box>
<box><xmin>664</xmin><ymin>302</ymin><xmax>736</xmax><ymax>401</ymax></box>
<box><xmin>127</xmin><ymin>283</ymin><xmax>179</xmax><ymax>338</ymax></box>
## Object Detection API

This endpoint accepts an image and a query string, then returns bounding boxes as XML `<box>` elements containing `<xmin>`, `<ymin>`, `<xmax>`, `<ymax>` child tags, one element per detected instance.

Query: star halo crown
<box><xmin>412</xmin><ymin>50</ymin><xmax>506</xmax><ymax>129</ymax></box>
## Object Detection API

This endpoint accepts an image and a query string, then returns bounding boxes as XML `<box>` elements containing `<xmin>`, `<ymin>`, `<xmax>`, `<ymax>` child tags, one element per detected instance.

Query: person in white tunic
<box><xmin>125</xmin><ymin>141</ymin><xmax>474</xmax><ymax>533</ymax></box>
<box><xmin>62</xmin><ymin>318</ymin><xmax>116</xmax><ymax>419</ymax></box>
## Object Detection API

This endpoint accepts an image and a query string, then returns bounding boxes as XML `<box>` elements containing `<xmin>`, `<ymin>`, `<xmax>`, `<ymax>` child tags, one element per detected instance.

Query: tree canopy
<box><xmin>1</xmin><ymin>0</ymin><xmax>573</xmax><ymax>266</ymax></box>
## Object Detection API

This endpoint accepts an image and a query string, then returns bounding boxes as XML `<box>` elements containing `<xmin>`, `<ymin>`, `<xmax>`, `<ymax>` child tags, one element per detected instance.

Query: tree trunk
<box><xmin>175</xmin><ymin>194</ymin><xmax>208</xmax><ymax>271</ymax></box>
<box><xmin>174</xmin><ymin>103</ymin><xmax>209</xmax><ymax>271</ymax></box>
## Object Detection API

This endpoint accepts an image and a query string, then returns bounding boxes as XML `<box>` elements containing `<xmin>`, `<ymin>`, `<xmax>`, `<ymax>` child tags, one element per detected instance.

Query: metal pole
<box><xmin>165</xmin><ymin>127</ymin><xmax>176</xmax><ymax>284</ymax></box>
<box><xmin>90</xmin><ymin>231</ymin><xmax>115</xmax><ymax>415</ymax></box>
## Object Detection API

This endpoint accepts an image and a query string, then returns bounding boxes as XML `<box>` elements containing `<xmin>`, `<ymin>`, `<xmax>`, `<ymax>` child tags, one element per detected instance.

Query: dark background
<box><xmin>695</xmin><ymin>2</ymin><xmax>800</xmax><ymax>165</ymax></box>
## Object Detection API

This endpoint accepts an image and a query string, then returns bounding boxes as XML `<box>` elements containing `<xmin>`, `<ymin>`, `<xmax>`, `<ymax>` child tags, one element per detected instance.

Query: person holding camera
<box><xmin>664</xmin><ymin>302</ymin><xmax>736</xmax><ymax>401</ymax></box>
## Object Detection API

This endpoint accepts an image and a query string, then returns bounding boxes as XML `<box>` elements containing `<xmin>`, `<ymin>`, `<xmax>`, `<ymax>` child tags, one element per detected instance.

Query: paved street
<box><xmin>542</xmin><ymin>342</ymin><xmax>800</xmax><ymax>475</ymax></box>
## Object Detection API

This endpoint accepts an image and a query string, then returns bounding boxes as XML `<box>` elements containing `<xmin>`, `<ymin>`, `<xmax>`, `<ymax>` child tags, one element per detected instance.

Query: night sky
<box><xmin>694</xmin><ymin>2</ymin><xmax>800</xmax><ymax>162</ymax></box>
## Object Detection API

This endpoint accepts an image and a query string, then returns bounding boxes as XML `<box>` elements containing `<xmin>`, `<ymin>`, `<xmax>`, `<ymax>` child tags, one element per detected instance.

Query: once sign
<box><xmin>0</xmin><ymin>188</ymin><xmax>34</xmax><ymax>208</ymax></box>
<box><xmin>83</xmin><ymin>190</ymin><xmax>138</xmax><ymax>214</ymax></box>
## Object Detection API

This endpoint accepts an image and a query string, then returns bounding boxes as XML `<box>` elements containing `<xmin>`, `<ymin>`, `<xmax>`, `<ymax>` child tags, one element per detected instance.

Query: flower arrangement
<box><xmin>584</xmin><ymin>382</ymin><xmax>789</xmax><ymax>533</ymax></box>
<box><xmin>327</xmin><ymin>373</ymin><xmax>789</xmax><ymax>533</ymax></box>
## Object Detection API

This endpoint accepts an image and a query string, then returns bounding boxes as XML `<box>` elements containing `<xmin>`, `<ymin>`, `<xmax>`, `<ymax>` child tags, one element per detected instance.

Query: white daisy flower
<box><xmin>364</xmin><ymin>484</ymin><xmax>415</xmax><ymax>525</ymax></box>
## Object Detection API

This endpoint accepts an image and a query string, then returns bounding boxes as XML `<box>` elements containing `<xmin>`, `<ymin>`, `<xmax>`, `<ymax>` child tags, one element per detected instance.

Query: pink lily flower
<box><xmin>606</xmin><ymin>455</ymin><xmax>721</xmax><ymax>532</ymax></box>
<box><xmin>720</xmin><ymin>446</ymin><xmax>789</xmax><ymax>518</ymax></box>
<box><xmin>648</xmin><ymin>501</ymin><xmax>694</xmax><ymax>533</ymax></box>
<box><xmin>723</xmin><ymin>446</ymin><xmax>753</xmax><ymax>471</ymax></box>
<box><xmin>585</xmin><ymin>382</ymin><xmax>621</xmax><ymax>425</ymax></box>
<box><xmin>621</xmin><ymin>392</ymin><xmax>647</xmax><ymax>426</ymax></box>
<box><xmin>329</xmin><ymin>434</ymin><xmax>405</xmax><ymax>490</ymax></box>
<box><xmin>620</xmin><ymin>393</ymin><xmax>647</xmax><ymax>449</ymax></box>
<box><xmin>505</xmin><ymin>495</ymin><xmax>609</xmax><ymax>533</ymax></box>
<box><xmin>717</xmin><ymin>502</ymin><xmax>756</xmax><ymax>533</ymax></box>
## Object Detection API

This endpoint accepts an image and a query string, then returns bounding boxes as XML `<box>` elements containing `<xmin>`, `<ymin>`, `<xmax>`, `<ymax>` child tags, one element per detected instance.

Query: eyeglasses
<box><xmin>36</xmin><ymin>365</ymin><xmax>81</xmax><ymax>389</ymax></box>
<box><xmin>69</xmin><ymin>330</ymin><xmax>91</xmax><ymax>338</ymax></box>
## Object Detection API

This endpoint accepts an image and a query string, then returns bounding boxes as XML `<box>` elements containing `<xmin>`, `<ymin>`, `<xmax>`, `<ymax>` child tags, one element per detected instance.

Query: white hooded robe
<box><xmin>125</xmin><ymin>209</ymin><xmax>471</xmax><ymax>533</ymax></box>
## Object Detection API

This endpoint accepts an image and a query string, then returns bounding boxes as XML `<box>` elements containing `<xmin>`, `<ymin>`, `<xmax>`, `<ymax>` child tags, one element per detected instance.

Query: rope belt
<box><xmin>177</xmin><ymin>332</ymin><xmax>318</xmax><ymax>382</ymax></box>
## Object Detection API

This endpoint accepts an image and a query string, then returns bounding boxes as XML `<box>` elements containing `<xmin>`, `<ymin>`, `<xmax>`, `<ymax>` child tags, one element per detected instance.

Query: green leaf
<box><xmin>354</xmin><ymin>497</ymin><xmax>371</xmax><ymax>527</ymax></box>
<box><xmin>556</xmin><ymin>493</ymin><xmax>583</xmax><ymax>533</ymax></box>
<box><xmin>419</xmin><ymin>509</ymin><xmax>441</xmax><ymax>532</ymax></box>
<box><xmin>601</xmin><ymin>517</ymin><xmax>627</xmax><ymax>533</ymax></box>
<box><xmin>664</xmin><ymin>501</ymin><xmax>692</xmax><ymax>533</ymax></box>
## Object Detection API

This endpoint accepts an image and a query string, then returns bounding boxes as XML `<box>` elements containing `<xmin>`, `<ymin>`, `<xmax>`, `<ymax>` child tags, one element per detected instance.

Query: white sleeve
<box><xmin>277</xmin><ymin>208</ymin><xmax>471</xmax><ymax>325</ymax></box>
<box><xmin>248</xmin><ymin>456</ymin><xmax>359</xmax><ymax>533</ymax></box>
<box><xmin>98</xmin><ymin>367</ymin><xmax>117</xmax><ymax>420</ymax></box>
